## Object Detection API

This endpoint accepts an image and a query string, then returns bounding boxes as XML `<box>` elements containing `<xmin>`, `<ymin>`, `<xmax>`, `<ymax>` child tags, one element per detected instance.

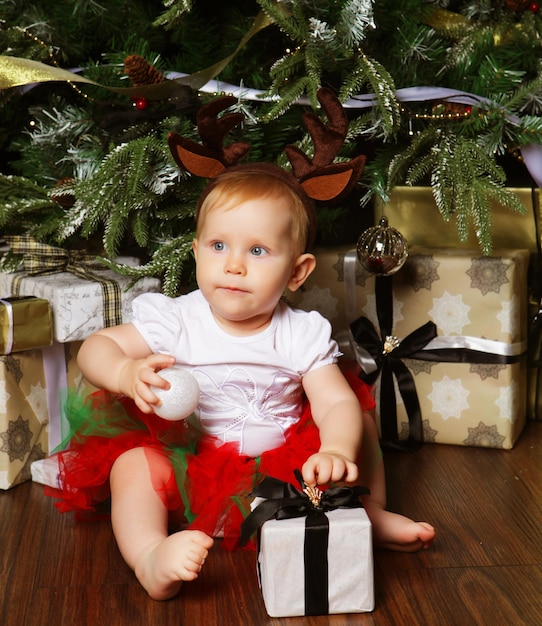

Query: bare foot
<box><xmin>365</xmin><ymin>505</ymin><xmax>436</xmax><ymax>552</ymax></box>
<box><xmin>135</xmin><ymin>530</ymin><xmax>214</xmax><ymax>600</ymax></box>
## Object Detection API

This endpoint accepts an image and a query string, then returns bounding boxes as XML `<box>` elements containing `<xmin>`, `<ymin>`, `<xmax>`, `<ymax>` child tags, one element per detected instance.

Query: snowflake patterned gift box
<box><xmin>0</xmin><ymin>350</ymin><xmax>50</xmax><ymax>489</ymax></box>
<box><xmin>350</xmin><ymin>247</ymin><xmax>530</xmax><ymax>449</ymax></box>
<box><xmin>0</xmin><ymin>341</ymin><xmax>98</xmax><ymax>489</ymax></box>
<box><xmin>285</xmin><ymin>245</ymin><xmax>354</xmax><ymax>340</ymax></box>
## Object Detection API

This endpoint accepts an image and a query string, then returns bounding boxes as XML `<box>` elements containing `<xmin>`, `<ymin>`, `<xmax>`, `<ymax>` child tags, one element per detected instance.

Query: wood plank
<box><xmin>1</xmin><ymin>422</ymin><xmax>541</xmax><ymax>625</ymax></box>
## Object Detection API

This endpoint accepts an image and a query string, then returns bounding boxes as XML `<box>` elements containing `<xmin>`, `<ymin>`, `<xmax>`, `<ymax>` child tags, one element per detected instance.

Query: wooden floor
<box><xmin>2</xmin><ymin>422</ymin><xmax>542</xmax><ymax>626</ymax></box>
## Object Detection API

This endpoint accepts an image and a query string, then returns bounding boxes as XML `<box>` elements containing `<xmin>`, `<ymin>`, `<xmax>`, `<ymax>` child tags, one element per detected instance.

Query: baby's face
<box><xmin>192</xmin><ymin>196</ymin><xmax>299</xmax><ymax>335</ymax></box>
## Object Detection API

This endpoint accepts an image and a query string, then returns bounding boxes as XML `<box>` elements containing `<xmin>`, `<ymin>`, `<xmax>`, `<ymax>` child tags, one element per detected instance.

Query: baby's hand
<box><xmin>118</xmin><ymin>353</ymin><xmax>176</xmax><ymax>413</ymax></box>
<box><xmin>302</xmin><ymin>451</ymin><xmax>358</xmax><ymax>487</ymax></box>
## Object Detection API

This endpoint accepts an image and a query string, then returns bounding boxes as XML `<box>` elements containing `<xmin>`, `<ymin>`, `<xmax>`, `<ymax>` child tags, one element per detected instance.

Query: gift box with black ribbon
<box><xmin>377</xmin><ymin>186</ymin><xmax>542</xmax><ymax>422</ymax></box>
<box><xmin>240</xmin><ymin>471</ymin><xmax>374</xmax><ymax>617</ymax></box>
<box><xmin>0</xmin><ymin>235</ymin><xmax>161</xmax><ymax>342</ymax></box>
<box><xmin>346</xmin><ymin>247</ymin><xmax>529</xmax><ymax>450</ymax></box>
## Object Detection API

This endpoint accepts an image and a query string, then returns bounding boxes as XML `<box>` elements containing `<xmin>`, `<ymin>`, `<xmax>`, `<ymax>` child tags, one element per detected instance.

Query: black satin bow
<box><xmin>351</xmin><ymin>276</ymin><xmax>436</xmax><ymax>451</ymax></box>
<box><xmin>240</xmin><ymin>470</ymin><xmax>369</xmax><ymax>546</ymax></box>
<box><xmin>350</xmin><ymin>275</ymin><xmax>524</xmax><ymax>451</ymax></box>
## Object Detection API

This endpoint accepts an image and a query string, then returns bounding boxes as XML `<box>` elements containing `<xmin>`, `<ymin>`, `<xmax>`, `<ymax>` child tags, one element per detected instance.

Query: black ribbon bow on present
<box><xmin>240</xmin><ymin>470</ymin><xmax>369</xmax><ymax>616</ymax></box>
<box><xmin>351</xmin><ymin>276</ymin><xmax>436</xmax><ymax>451</ymax></box>
<box><xmin>351</xmin><ymin>274</ymin><xmax>526</xmax><ymax>452</ymax></box>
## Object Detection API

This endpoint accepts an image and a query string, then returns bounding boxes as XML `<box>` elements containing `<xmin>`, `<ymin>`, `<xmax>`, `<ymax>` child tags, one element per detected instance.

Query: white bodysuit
<box><xmin>131</xmin><ymin>290</ymin><xmax>340</xmax><ymax>457</ymax></box>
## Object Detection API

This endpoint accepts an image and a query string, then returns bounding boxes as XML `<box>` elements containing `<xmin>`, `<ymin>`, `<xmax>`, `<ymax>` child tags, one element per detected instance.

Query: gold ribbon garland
<box><xmin>5</xmin><ymin>235</ymin><xmax>122</xmax><ymax>329</ymax></box>
<box><xmin>0</xmin><ymin>11</ymin><xmax>274</xmax><ymax>98</ymax></box>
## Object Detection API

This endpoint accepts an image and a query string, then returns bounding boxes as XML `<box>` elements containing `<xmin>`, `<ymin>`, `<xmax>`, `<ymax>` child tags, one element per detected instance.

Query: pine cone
<box><xmin>505</xmin><ymin>0</ymin><xmax>530</xmax><ymax>10</ymax></box>
<box><xmin>51</xmin><ymin>178</ymin><xmax>75</xmax><ymax>209</ymax></box>
<box><xmin>124</xmin><ymin>54</ymin><xmax>166</xmax><ymax>87</ymax></box>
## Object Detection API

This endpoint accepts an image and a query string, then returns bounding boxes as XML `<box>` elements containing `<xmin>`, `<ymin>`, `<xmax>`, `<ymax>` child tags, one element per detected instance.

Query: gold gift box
<box><xmin>0</xmin><ymin>296</ymin><xmax>53</xmax><ymax>354</ymax></box>
<box><xmin>375</xmin><ymin>187</ymin><xmax>542</xmax><ymax>422</ymax></box>
<box><xmin>286</xmin><ymin>245</ymin><xmax>353</xmax><ymax>339</ymax></box>
<box><xmin>375</xmin><ymin>186</ymin><xmax>539</xmax><ymax>252</ymax></box>
<box><xmin>0</xmin><ymin>341</ymin><xmax>97</xmax><ymax>489</ymax></box>
<box><xmin>0</xmin><ymin>350</ymin><xmax>49</xmax><ymax>488</ymax></box>
<box><xmin>288</xmin><ymin>246</ymin><xmax>529</xmax><ymax>448</ymax></box>
<box><xmin>355</xmin><ymin>247</ymin><xmax>529</xmax><ymax>449</ymax></box>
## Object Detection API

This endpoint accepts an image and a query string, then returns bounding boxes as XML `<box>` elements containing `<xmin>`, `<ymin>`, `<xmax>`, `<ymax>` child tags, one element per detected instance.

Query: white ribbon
<box><xmin>342</xmin><ymin>249</ymin><xmax>527</xmax><ymax>375</ymax></box>
<box><xmin>164</xmin><ymin>76</ymin><xmax>542</xmax><ymax>188</ymax></box>
<box><xmin>42</xmin><ymin>342</ymin><xmax>69</xmax><ymax>452</ymax></box>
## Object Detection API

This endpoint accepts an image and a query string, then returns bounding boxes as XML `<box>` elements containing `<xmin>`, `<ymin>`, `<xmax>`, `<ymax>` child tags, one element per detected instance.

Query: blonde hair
<box><xmin>196</xmin><ymin>170</ymin><xmax>310</xmax><ymax>256</ymax></box>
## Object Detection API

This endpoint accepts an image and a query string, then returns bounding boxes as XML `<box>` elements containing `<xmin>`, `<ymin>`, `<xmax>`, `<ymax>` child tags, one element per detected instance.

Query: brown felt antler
<box><xmin>168</xmin><ymin>95</ymin><xmax>251</xmax><ymax>178</ymax></box>
<box><xmin>168</xmin><ymin>88</ymin><xmax>366</xmax><ymax>248</ymax></box>
<box><xmin>285</xmin><ymin>87</ymin><xmax>366</xmax><ymax>202</ymax></box>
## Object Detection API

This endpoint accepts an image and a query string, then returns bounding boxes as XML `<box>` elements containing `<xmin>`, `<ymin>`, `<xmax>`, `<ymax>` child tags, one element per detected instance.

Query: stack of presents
<box><xmin>1</xmin><ymin>187</ymin><xmax>540</xmax><ymax>617</ymax></box>
<box><xmin>287</xmin><ymin>187</ymin><xmax>541</xmax><ymax>452</ymax></box>
<box><xmin>0</xmin><ymin>236</ymin><xmax>161</xmax><ymax>489</ymax></box>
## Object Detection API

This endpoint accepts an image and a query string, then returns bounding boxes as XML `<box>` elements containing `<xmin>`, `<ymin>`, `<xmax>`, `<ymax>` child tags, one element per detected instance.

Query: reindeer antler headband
<box><xmin>167</xmin><ymin>87</ymin><xmax>366</xmax><ymax>248</ymax></box>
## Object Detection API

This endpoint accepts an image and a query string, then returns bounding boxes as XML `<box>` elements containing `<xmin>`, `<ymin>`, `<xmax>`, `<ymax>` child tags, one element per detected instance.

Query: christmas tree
<box><xmin>1</xmin><ymin>0</ymin><xmax>542</xmax><ymax>295</ymax></box>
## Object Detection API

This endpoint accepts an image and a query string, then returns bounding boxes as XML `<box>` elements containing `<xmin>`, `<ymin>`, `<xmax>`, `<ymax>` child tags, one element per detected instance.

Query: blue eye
<box><xmin>213</xmin><ymin>242</ymin><xmax>225</xmax><ymax>251</ymax></box>
<box><xmin>251</xmin><ymin>246</ymin><xmax>267</xmax><ymax>256</ymax></box>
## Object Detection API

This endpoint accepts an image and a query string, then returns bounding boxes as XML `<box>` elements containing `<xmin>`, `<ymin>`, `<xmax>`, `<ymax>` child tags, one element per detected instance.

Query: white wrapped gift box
<box><xmin>257</xmin><ymin>507</ymin><xmax>374</xmax><ymax>617</ymax></box>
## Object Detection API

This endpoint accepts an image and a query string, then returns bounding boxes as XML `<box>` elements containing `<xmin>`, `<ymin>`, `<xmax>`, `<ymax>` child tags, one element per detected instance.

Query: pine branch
<box><xmin>153</xmin><ymin>0</ymin><xmax>194</xmax><ymax>30</ymax></box>
<box><xmin>0</xmin><ymin>174</ymin><xmax>61</xmax><ymax>235</ymax></box>
<box><xmin>101</xmin><ymin>232</ymin><xmax>196</xmax><ymax>296</ymax></box>
<box><xmin>409</xmin><ymin>132</ymin><xmax>525</xmax><ymax>253</ymax></box>
<box><xmin>57</xmin><ymin>135</ymin><xmax>185</xmax><ymax>256</ymax></box>
<box><xmin>339</xmin><ymin>52</ymin><xmax>400</xmax><ymax>139</ymax></box>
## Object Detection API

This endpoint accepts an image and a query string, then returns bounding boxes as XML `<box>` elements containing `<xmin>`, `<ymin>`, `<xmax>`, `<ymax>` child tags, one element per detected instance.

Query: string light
<box><xmin>16</xmin><ymin>26</ymin><xmax>92</xmax><ymax>101</ymax></box>
<box><xmin>401</xmin><ymin>104</ymin><xmax>473</xmax><ymax>121</ymax></box>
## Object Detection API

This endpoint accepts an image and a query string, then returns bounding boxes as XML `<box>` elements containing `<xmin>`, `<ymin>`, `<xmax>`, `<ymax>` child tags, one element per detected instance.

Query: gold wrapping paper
<box><xmin>356</xmin><ymin>247</ymin><xmax>529</xmax><ymax>449</ymax></box>
<box><xmin>0</xmin><ymin>342</ymin><xmax>97</xmax><ymax>489</ymax></box>
<box><xmin>0</xmin><ymin>297</ymin><xmax>53</xmax><ymax>354</ymax></box>
<box><xmin>286</xmin><ymin>245</ymin><xmax>353</xmax><ymax>338</ymax></box>
<box><xmin>288</xmin><ymin>246</ymin><xmax>529</xmax><ymax>448</ymax></box>
<box><xmin>0</xmin><ymin>350</ymin><xmax>49</xmax><ymax>489</ymax></box>
<box><xmin>376</xmin><ymin>188</ymin><xmax>542</xmax><ymax>422</ymax></box>
<box><xmin>375</xmin><ymin>186</ymin><xmax>539</xmax><ymax>252</ymax></box>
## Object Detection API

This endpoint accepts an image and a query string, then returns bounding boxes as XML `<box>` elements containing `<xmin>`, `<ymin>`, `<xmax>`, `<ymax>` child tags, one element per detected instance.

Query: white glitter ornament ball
<box><xmin>151</xmin><ymin>367</ymin><xmax>200</xmax><ymax>421</ymax></box>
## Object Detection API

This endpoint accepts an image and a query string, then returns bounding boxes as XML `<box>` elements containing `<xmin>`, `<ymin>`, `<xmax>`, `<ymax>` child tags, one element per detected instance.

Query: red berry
<box><xmin>134</xmin><ymin>97</ymin><xmax>148</xmax><ymax>110</ymax></box>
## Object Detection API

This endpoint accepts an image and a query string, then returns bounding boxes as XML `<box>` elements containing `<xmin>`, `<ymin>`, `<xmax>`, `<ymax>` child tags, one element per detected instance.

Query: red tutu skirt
<box><xmin>46</xmin><ymin>369</ymin><xmax>375</xmax><ymax>550</ymax></box>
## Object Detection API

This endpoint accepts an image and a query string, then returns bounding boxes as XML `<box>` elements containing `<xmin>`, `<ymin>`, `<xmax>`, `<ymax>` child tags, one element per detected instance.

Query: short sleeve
<box><xmin>131</xmin><ymin>292</ymin><xmax>183</xmax><ymax>354</ymax></box>
<box><xmin>282</xmin><ymin>306</ymin><xmax>341</xmax><ymax>376</ymax></box>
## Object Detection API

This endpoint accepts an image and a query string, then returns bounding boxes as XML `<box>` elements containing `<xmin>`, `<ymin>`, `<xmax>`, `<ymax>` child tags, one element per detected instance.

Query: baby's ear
<box><xmin>287</xmin><ymin>253</ymin><xmax>316</xmax><ymax>292</ymax></box>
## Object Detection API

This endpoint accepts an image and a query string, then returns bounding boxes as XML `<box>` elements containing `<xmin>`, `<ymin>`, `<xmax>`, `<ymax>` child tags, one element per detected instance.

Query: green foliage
<box><xmin>259</xmin><ymin>0</ymin><xmax>398</xmax><ymax>125</ymax></box>
<box><xmin>56</xmin><ymin>135</ymin><xmax>194</xmax><ymax>257</ymax></box>
<box><xmin>101</xmin><ymin>232</ymin><xmax>196</xmax><ymax>297</ymax></box>
<box><xmin>1</xmin><ymin>0</ymin><xmax>542</xmax><ymax>296</ymax></box>
<box><xmin>387</xmin><ymin>127</ymin><xmax>526</xmax><ymax>254</ymax></box>
<box><xmin>0</xmin><ymin>174</ymin><xmax>60</xmax><ymax>237</ymax></box>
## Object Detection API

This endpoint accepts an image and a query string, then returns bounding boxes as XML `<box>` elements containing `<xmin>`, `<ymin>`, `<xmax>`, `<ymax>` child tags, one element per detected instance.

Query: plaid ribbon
<box><xmin>5</xmin><ymin>235</ymin><xmax>122</xmax><ymax>328</ymax></box>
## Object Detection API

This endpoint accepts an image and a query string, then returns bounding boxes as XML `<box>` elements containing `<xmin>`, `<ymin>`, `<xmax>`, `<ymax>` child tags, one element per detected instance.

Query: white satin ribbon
<box><xmin>163</xmin><ymin>77</ymin><xmax>542</xmax><ymax>187</ymax></box>
<box><xmin>342</xmin><ymin>249</ymin><xmax>526</xmax><ymax>375</ymax></box>
<box><xmin>42</xmin><ymin>342</ymin><xmax>69</xmax><ymax>452</ymax></box>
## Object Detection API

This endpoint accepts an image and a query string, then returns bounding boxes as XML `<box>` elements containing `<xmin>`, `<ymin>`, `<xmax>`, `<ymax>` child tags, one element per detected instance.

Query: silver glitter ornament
<box><xmin>356</xmin><ymin>216</ymin><xmax>408</xmax><ymax>275</ymax></box>
<box><xmin>151</xmin><ymin>366</ymin><xmax>200</xmax><ymax>421</ymax></box>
